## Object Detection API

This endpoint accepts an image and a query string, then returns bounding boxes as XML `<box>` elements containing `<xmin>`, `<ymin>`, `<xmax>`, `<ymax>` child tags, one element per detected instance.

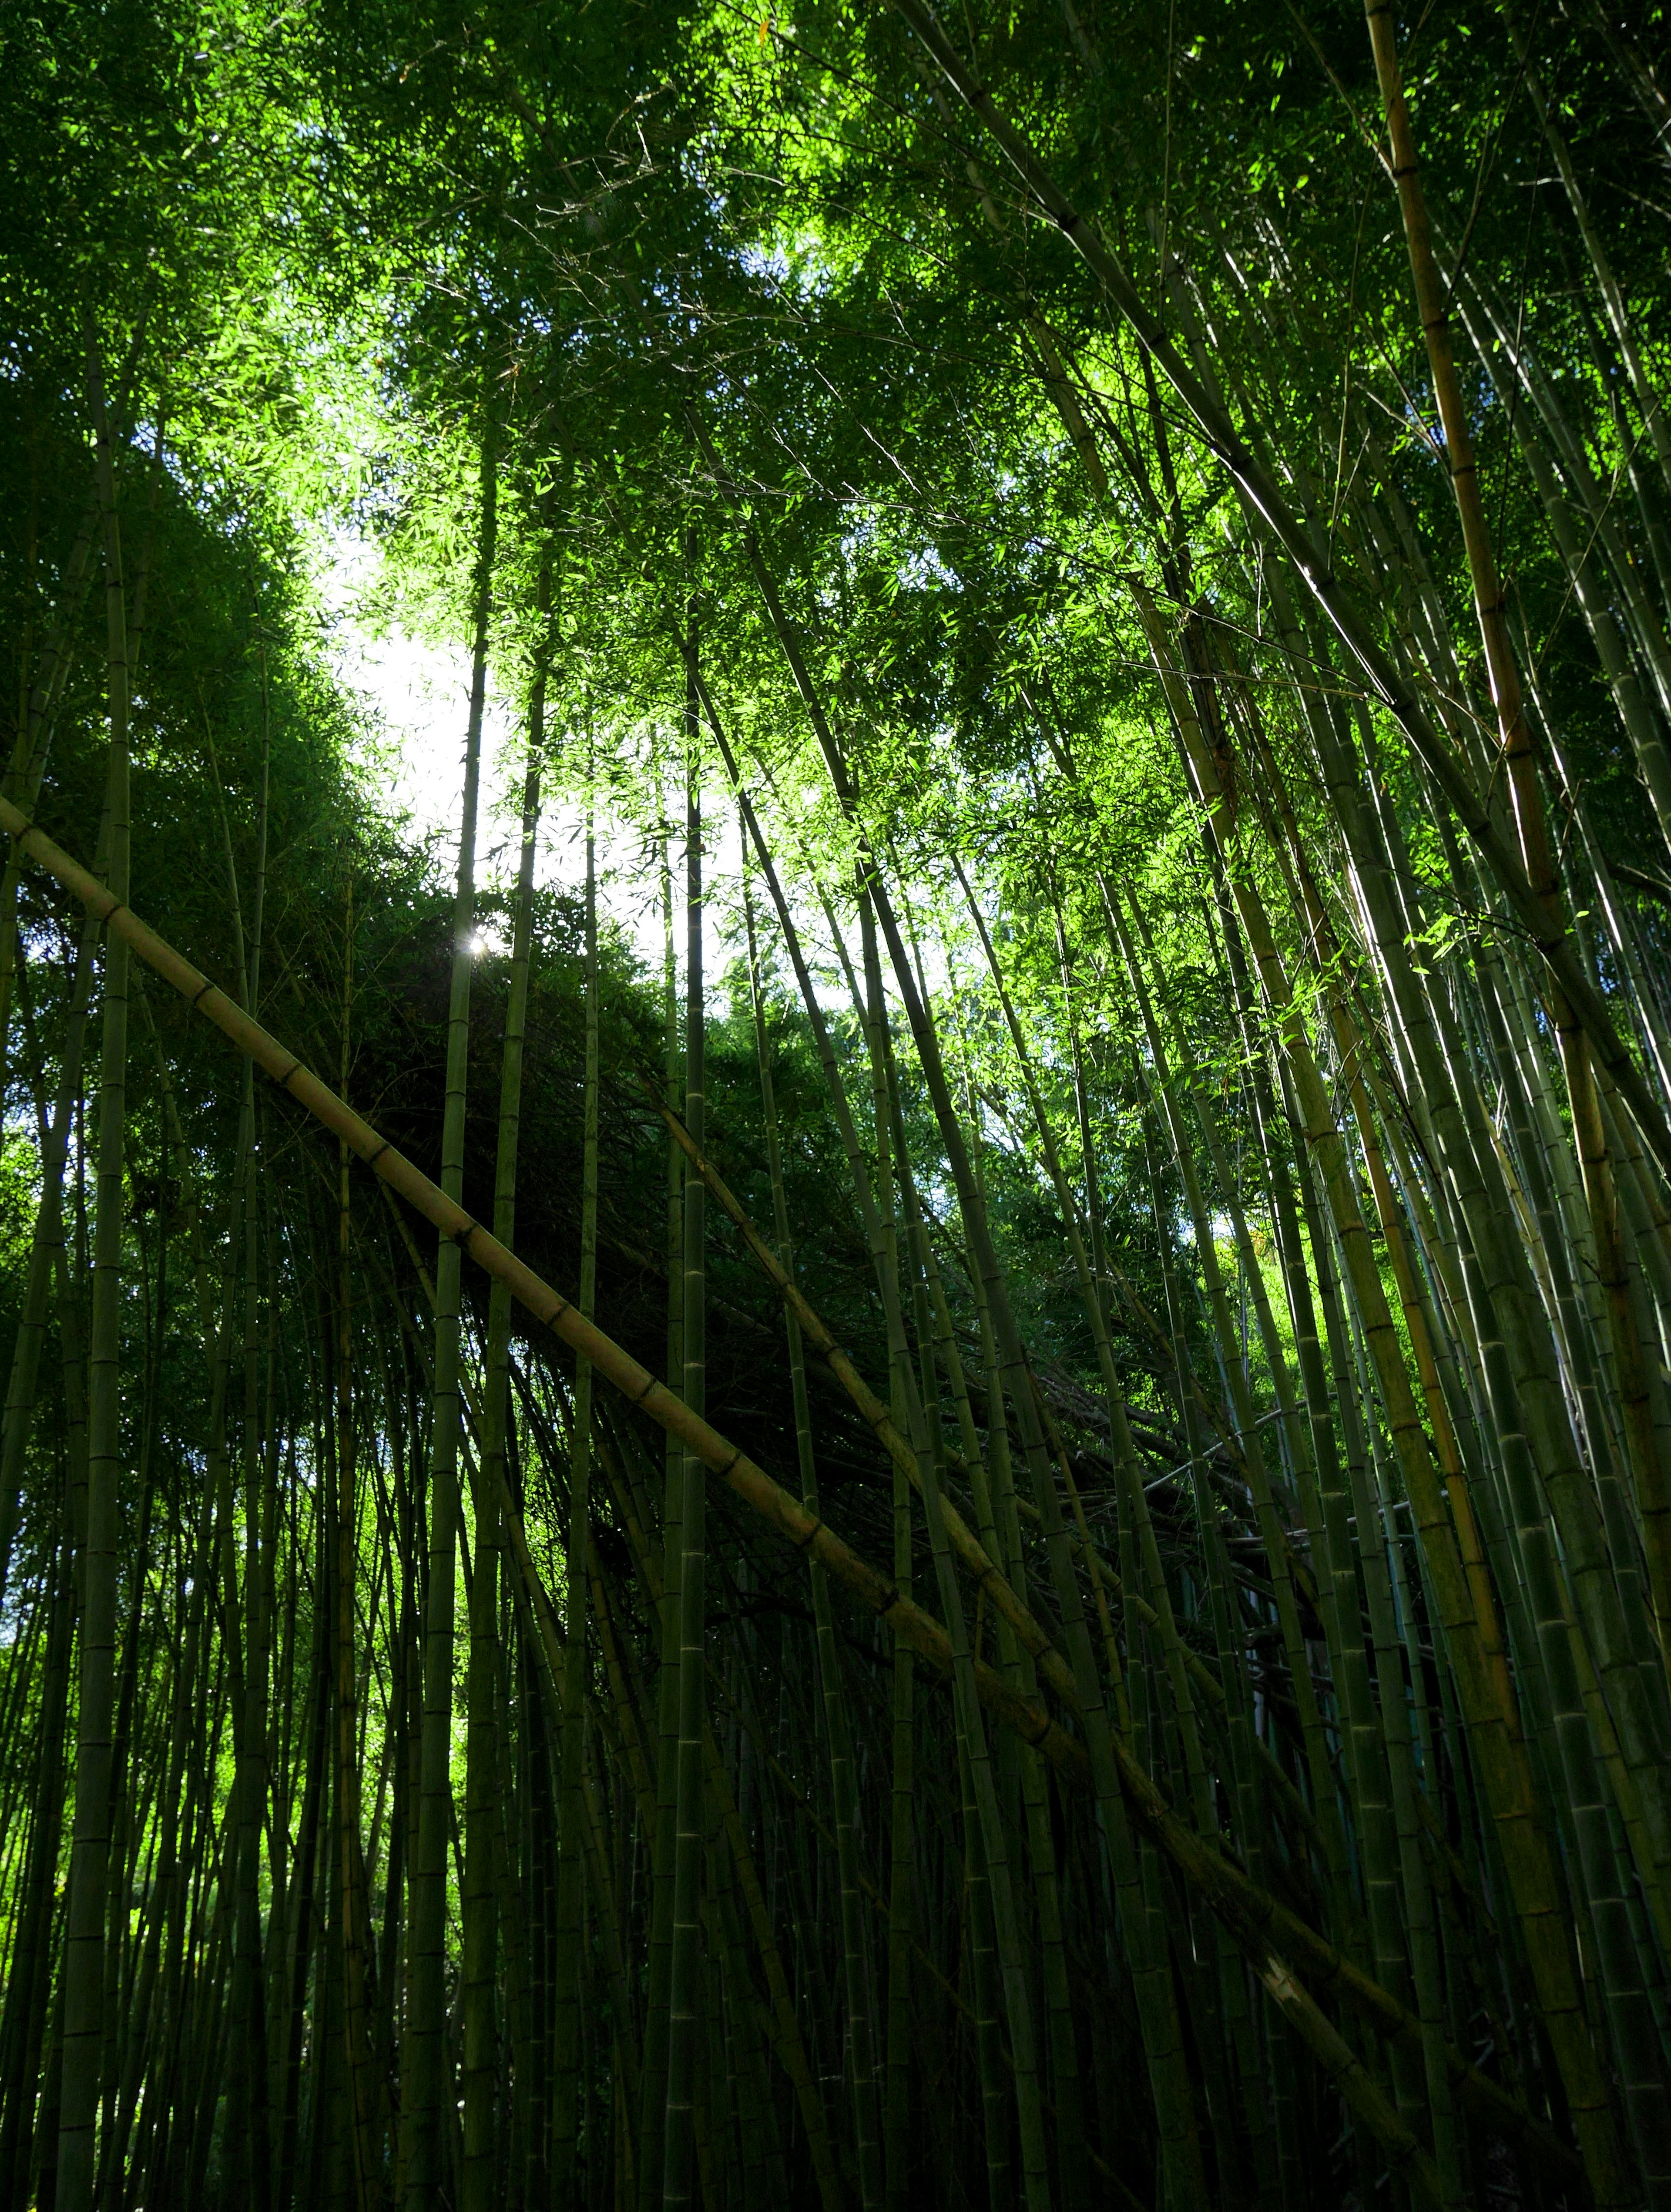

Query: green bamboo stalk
<box><xmin>56</xmin><ymin>311</ymin><xmax>134</xmax><ymax>2212</ymax></box>
<box><xmin>0</xmin><ymin>1515</ymin><xmax>73</xmax><ymax>2205</ymax></box>
<box><xmin>638</xmin><ymin>721</ymin><xmax>685</xmax><ymax>2212</ymax></box>
<box><xmin>462</xmin><ymin>541</ymin><xmax>548</xmax><ymax>2212</ymax></box>
<box><xmin>234</xmin><ymin>679</ymin><xmax>276</xmax><ymax>2212</ymax></box>
<box><xmin>553</xmin><ymin>748</ymin><xmax>599</xmax><ymax>2195</ymax></box>
<box><xmin>662</xmin><ymin>623</ymin><xmax>708</xmax><ymax>2210</ymax></box>
<box><xmin>885</xmin><ymin>1427</ymin><xmax>915</xmax><ymax>2212</ymax></box>
<box><xmin>402</xmin><ymin>388</ymin><xmax>496</xmax><ymax>2212</ymax></box>
<box><xmin>330</xmin><ymin>888</ymin><xmax>379</xmax><ymax>2211</ymax></box>
<box><xmin>955</xmin><ymin>1714</ymin><xmax>1015</xmax><ymax>2212</ymax></box>
<box><xmin>742</xmin><ymin>852</ymin><xmax>884</xmax><ymax>2208</ymax></box>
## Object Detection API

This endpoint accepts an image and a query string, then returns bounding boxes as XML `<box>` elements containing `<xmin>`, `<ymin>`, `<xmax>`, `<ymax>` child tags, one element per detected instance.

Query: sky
<box><xmin>319</xmin><ymin>524</ymin><xmax>511</xmax><ymax>847</ymax></box>
<box><xmin>321</xmin><ymin>525</ymin><xmax>678</xmax><ymax>975</ymax></box>
<box><xmin>317</xmin><ymin>528</ymin><xmax>892</xmax><ymax>1028</ymax></box>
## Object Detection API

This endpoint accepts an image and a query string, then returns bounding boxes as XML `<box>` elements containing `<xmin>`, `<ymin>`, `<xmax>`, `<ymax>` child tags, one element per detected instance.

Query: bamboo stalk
<box><xmin>553</xmin><ymin>746</ymin><xmax>599</xmax><ymax>2197</ymax></box>
<box><xmin>462</xmin><ymin>543</ymin><xmax>548</xmax><ymax>2212</ymax></box>
<box><xmin>55</xmin><ymin>312</ymin><xmax>133</xmax><ymax>2212</ymax></box>
<box><xmin>662</xmin><ymin>617</ymin><xmax>709</xmax><ymax>2211</ymax></box>
<box><xmin>402</xmin><ymin>391</ymin><xmax>497</xmax><ymax>2212</ymax></box>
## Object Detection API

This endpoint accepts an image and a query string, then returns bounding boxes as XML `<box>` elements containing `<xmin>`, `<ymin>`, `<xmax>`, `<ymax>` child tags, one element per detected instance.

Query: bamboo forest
<box><xmin>11</xmin><ymin>0</ymin><xmax>1671</xmax><ymax>2206</ymax></box>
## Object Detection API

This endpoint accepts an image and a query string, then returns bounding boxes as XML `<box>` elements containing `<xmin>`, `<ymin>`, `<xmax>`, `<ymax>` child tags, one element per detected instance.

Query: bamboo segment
<box><xmin>464</xmin><ymin>620</ymin><xmax>546</xmax><ymax>2212</ymax></box>
<box><xmin>662</xmin><ymin>625</ymin><xmax>708</xmax><ymax>2212</ymax></box>
<box><xmin>639</xmin><ymin>729</ymin><xmax>685</xmax><ymax>2212</ymax></box>
<box><xmin>743</xmin><ymin>856</ymin><xmax>884</xmax><ymax>2207</ymax></box>
<box><xmin>332</xmin><ymin>896</ymin><xmax>380</xmax><ymax>2211</ymax></box>
<box><xmin>403</xmin><ymin>401</ymin><xmax>496</xmax><ymax>2212</ymax></box>
<box><xmin>54</xmin><ymin>319</ymin><xmax>132</xmax><ymax>2212</ymax></box>
<box><xmin>552</xmin><ymin>760</ymin><xmax>597</xmax><ymax>2200</ymax></box>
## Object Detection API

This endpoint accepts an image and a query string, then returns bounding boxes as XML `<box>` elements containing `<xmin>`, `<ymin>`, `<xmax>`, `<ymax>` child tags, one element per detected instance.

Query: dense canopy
<box><xmin>4</xmin><ymin>1</ymin><xmax>1671</xmax><ymax>2207</ymax></box>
